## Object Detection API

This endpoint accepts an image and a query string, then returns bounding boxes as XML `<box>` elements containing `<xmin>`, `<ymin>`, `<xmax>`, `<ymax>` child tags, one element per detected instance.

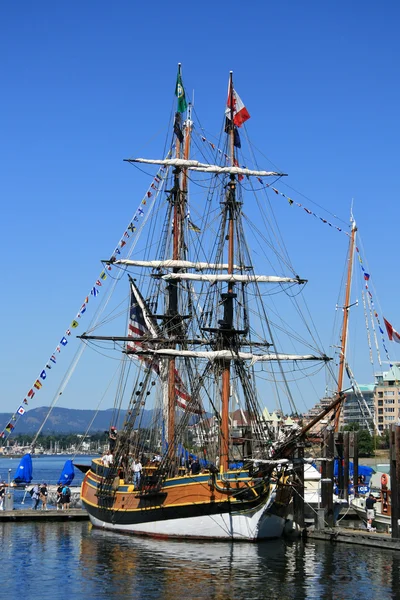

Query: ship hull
<box><xmin>81</xmin><ymin>460</ymin><xmax>290</xmax><ymax>541</ymax></box>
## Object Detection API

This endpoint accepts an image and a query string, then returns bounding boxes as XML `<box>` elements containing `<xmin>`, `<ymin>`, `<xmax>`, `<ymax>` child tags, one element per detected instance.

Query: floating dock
<box><xmin>0</xmin><ymin>509</ymin><xmax>89</xmax><ymax>522</ymax></box>
<box><xmin>307</xmin><ymin>527</ymin><xmax>400</xmax><ymax>551</ymax></box>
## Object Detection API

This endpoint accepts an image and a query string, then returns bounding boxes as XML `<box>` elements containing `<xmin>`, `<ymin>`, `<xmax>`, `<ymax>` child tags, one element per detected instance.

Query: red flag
<box><xmin>226</xmin><ymin>81</ymin><xmax>250</xmax><ymax>127</ymax></box>
<box><xmin>384</xmin><ymin>317</ymin><xmax>400</xmax><ymax>343</ymax></box>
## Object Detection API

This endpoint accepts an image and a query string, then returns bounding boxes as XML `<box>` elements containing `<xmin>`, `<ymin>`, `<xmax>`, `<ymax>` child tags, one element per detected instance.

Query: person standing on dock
<box><xmin>0</xmin><ymin>482</ymin><xmax>5</xmax><ymax>511</ymax></box>
<box><xmin>31</xmin><ymin>484</ymin><xmax>40</xmax><ymax>510</ymax></box>
<box><xmin>56</xmin><ymin>484</ymin><xmax>63</xmax><ymax>510</ymax></box>
<box><xmin>62</xmin><ymin>485</ymin><xmax>71</xmax><ymax>510</ymax></box>
<box><xmin>366</xmin><ymin>493</ymin><xmax>377</xmax><ymax>531</ymax></box>
<box><xmin>40</xmin><ymin>483</ymin><xmax>48</xmax><ymax>510</ymax></box>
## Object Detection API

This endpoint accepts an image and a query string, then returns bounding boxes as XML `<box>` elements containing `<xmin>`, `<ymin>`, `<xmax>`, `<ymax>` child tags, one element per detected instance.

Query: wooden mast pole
<box><xmin>167</xmin><ymin>63</ymin><xmax>189</xmax><ymax>455</ymax></box>
<box><xmin>220</xmin><ymin>72</ymin><xmax>236</xmax><ymax>472</ymax></box>
<box><xmin>334</xmin><ymin>217</ymin><xmax>357</xmax><ymax>431</ymax></box>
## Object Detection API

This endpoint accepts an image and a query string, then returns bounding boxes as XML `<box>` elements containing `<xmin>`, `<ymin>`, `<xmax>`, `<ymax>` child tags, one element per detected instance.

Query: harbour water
<box><xmin>1</xmin><ymin>456</ymin><xmax>399</xmax><ymax>599</ymax></box>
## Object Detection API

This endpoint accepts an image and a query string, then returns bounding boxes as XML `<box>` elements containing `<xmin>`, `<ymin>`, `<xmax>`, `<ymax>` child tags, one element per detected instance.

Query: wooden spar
<box><xmin>166</xmin><ymin>65</ymin><xmax>192</xmax><ymax>456</ymax></box>
<box><xmin>167</xmin><ymin>64</ymin><xmax>182</xmax><ymax>454</ymax></box>
<box><xmin>220</xmin><ymin>71</ymin><xmax>236</xmax><ymax>472</ymax></box>
<box><xmin>334</xmin><ymin>218</ymin><xmax>357</xmax><ymax>430</ymax></box>
<box><xmin>299</xmin><ymin>392</ymin><xmax>345</xmax><ymax>437</ymax></box>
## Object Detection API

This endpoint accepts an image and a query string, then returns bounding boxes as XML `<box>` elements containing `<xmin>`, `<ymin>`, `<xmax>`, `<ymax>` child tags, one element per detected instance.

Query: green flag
<box><xmin>175</xmin><ymin>71</ymin><xmax>187</xmax><ymax>113</ymax></box>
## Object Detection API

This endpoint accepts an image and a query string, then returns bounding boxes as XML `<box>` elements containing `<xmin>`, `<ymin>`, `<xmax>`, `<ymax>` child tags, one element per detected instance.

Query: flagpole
<box><xmin>229</xmin><ymin>71</ymin><xmax>235</xmax><ymax>167</ymax></box>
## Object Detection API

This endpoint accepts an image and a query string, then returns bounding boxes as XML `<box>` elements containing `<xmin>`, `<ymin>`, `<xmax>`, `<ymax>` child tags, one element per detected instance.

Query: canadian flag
<box><xmin>383</xmin><ymin>317</ymin><xmax>400</xmax><ymax>343</ymax></box>
<box><xmin>226</xmin><ymin>81</ymin><xmax>250</xmax><ymax>127</ymax></box>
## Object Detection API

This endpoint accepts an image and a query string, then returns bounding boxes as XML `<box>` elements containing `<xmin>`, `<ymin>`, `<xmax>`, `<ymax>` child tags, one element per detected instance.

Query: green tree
<box><xmin>358</xmin><ymin>429</ymin><xmax>374</xmax><ymax>457</ymax></box>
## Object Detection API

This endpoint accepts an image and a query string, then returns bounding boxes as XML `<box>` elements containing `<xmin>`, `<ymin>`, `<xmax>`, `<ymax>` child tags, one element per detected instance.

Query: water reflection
<box><xmin>1</xmin><ymin>521</ymin><xmax>399</xmax><ymax>599</ymax></box>
<box><xmin>79</xmin><ymin>528</ymin><xmax>399</xmax><ymax>600</ymax></box>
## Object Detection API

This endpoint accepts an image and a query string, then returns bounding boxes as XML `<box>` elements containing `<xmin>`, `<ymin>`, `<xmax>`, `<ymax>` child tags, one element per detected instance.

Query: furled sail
<box><xmin>125</xmin><ymin>158</ymin><xmax>286</xmax><ymax>178</ymax></box>
<box><xmin>161</xmin><ymin>274</ymin><xmax>306</xmax><ymax>284</ymax></box>
<box><xmin>112</xmin><ymin>259</ymin><xmax>247</xmax><ymax>270</ymax></box>
<box><xmin>131</xmin><ymin>348</ymin><xmax>330</xmax><ymax>363</ymax></box>
<box><xmin>57</xmin><ymin>459</ymin><xmax>75</xmax><ymax>486</ymax></box>
<box><xmin>13</xmin><ymin>453</ymin><xmax>33</xmax><ymax>484</ymax></box>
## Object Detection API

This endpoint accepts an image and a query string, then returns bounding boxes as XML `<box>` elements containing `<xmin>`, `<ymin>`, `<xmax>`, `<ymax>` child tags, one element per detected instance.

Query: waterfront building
<box><xmin>341</xmin><ymin>384</ymin><xmax>375</xmax><ymax>432</ymax></box>
<box><xmin>374</xmin><ymin>363</ymin><xmax>400</xmax><ymax>432</ymax></box>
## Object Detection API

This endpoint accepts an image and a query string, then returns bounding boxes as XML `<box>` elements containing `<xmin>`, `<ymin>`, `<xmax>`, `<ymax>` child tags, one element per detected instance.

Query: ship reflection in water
<box><xmin>81</xmin><ymin>526</ymin><xmax>400</xmax><ymax>600</ymax></box>
<box><xmin>1</xmin><ymin>521</ymin><xmax>399</xmax><ymax>599</ymax></box>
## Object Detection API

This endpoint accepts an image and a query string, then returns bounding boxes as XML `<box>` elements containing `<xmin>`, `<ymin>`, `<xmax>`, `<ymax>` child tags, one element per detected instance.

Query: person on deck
<box><xmin>109</xmin><ymin>426</ymin><xmax>118</xmax><ymax>452</ymax></box>
<box><xmin>190</xmin><ymin>458</ymin><xmax>201</xmax><ymax>475</ymax></box>
<box><xmin>366</xmin><ymin>493</ymin><xmax>377</xmax><ymax>531</ymax></box>
<box><xmin>133</xmin><ymin>458</ymin><xmax>142</xmax><ymax>487</ymax></box>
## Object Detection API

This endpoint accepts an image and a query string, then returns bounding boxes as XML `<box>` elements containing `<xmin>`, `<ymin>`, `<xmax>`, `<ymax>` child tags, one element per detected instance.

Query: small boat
<box><xmin>302</xmin><ymin>463</ymin><xmax>347</xmax><ymax>525</ymax></box>
<box><xmin>351</xmin><ymin>471</ymin><xmax>391</xmax><ymax>531</ymax></box>
<box><xmin>79</xmin><ymin>66</ymin><xmax>341</xmax><ymax>541</ymax></box>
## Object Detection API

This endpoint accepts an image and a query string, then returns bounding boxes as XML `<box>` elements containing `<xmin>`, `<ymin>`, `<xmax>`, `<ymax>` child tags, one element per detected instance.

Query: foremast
<box><xmin>165</xmin><ymin>64</ymin><xmax>192</xmax><ymax>457</ymax></box>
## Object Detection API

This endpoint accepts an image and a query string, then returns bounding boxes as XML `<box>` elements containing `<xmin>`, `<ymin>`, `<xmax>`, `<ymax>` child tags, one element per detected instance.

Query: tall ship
<box><xmin>80</xmin><ymin>66</ymin><xmax>339</xmax><ymax>540</ymax></box>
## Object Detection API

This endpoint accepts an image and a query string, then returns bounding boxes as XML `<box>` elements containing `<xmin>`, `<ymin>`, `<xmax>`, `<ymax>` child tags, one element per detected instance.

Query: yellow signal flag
<box><xmin>71</xmin><ymin>320</ymin><xmax>79</xmax><ymax>328</ymax></box>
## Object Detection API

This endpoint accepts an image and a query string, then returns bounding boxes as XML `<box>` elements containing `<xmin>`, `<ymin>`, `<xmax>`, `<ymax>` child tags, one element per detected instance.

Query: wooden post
<box><xmin>325</xmin><ymin>430</ymin><xmax>335</xmax><ymax>484</ymax></box>
<box><xmin>321</xmin><ymin>479</ymin><xmax>334</xmax><ymax>527</ymax></box>
<box><xmin>293</xmin><ymin>443</ymin><xmax>305</xmax><ymax>529</ymax></box>
<box><xmin>349</xmin><ymin>431</ymin><xmax>358</xmax><ymax>497</ymax></box>
<box><xmin>321</xmin><ymin>430</ymin><xmax>334</xmax><ymax>527</ymax></box>
<box><xmin>390</xmin><ymin>424</ymin><xmax>400</xmax><ymax>538</ymax></box>
<box><xmin>343</xmin><ymin>431</ymin><xmax>350</xmax><ymax>501</ymax></box>
<box><xmin>335</xmin><ymin>432</ymin><xmax>344</xmax><ymax>498</ymax></box>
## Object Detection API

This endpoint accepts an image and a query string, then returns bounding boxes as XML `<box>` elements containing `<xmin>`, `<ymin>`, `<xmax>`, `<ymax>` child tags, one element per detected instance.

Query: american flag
<box><xmin>127</xmin><ymin>283</ymin><xmax>196</xmax><ymax>413</ymax></box>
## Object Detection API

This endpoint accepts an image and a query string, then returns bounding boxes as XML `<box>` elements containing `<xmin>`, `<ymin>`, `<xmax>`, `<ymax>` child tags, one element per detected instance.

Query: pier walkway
<box><xmin>0</xmin><ymin>509</ymin><xmax>89</xmax><ymax>522</ymax></box>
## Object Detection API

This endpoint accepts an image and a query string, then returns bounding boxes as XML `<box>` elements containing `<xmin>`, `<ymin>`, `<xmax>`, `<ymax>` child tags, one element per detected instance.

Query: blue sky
<box><xmin>1</xmin><ymin>1</ymin><xmax>400</xmax><ymax>425</ymax></box>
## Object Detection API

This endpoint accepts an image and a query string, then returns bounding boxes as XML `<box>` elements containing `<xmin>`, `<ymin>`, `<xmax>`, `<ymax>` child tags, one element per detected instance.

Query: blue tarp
<box><xmin>333</xmin><ymin>460</ymin><xmax>374</xmax><ymax>481</ymax></box>
<box><xmin>57</xmin><ymin>460</ymin><xmax>75</xmax><ymax>485</ymax></box>
<box><xmin>13</xmin><ymin>453</ymin><xmax>33</xmax><ymax>484</ymax></box>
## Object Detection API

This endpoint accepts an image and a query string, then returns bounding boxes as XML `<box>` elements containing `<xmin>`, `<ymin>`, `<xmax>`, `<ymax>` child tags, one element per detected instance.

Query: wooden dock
<box><xmin>307</xmin><ymin>527</ymin><xmax>400</xmax><ymax>551</ymax></box>
<box><xmin>0</xmin><ymin>509</ymin><xmax>89</xmax><ymax>522</ymax></box>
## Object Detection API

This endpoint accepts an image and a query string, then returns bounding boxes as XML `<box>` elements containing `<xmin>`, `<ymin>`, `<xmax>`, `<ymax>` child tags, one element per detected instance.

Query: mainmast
<box><xmin>334</xmin><ymin>217</ymin><xmax>357</xmax><ymax>430</ymax></box>
<box><xmin>220</xmin><ymin>72</ymin><xmax>237</xmax><ymax>471</ymax></box>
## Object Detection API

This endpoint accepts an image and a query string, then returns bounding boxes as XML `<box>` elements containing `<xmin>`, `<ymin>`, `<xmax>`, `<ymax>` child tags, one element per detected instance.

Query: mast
<box><xmin>166</xmin><ymin>64</ymin><xmax>191</xmax><ymax>455</ymax></box>
<box><xmin>334</xmin><ymin>217</ymin><xmax>357</xmax><ymax>430</ymax></box>
<box><xmin>220</xmin><ymin>72</ymin><xmax>237</xmax><ymax>471</ymax></box>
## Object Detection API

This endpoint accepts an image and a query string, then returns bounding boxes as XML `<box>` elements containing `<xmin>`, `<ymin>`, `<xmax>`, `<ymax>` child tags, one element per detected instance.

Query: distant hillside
<box><xmin>0</xmin><ymin>406</ymin><xmax>154</xmax><ymax>435</ymax></box>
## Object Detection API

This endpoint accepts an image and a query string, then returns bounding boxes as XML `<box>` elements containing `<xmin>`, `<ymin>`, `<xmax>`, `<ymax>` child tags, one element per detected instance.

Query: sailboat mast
<box><xmin>334</xmin><ymin>218</ymin><xmax>357</xmax><ymax>430</ymax></box>
<box><xmin>220</xmin><ymin>72</ymin><xmax>237</xmax><ymax>471</ymax></box>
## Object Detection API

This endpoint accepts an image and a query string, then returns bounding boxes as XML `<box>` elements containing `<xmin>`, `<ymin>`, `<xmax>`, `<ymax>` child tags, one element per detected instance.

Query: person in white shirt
<box><xmin>133</xmin><ymin>458</ymin><xmax>142</xmax><ymax>487</ymax></box>
<box><xmin>101</xmin><ymin>452</ymin><xmax>114</xmax><ymax>467</ymax></box>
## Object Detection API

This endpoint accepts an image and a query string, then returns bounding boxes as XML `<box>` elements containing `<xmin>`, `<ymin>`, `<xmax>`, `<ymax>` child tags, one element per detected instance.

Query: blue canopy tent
<box><xmin>13</xmin><ymin>453</ymin><xmax>33</xmax><ymax>485</ymax></box>
<box><xmin>57</xmin><ymin>460</ymin><xmax>75</xmax><ymax>486</ymax></box>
